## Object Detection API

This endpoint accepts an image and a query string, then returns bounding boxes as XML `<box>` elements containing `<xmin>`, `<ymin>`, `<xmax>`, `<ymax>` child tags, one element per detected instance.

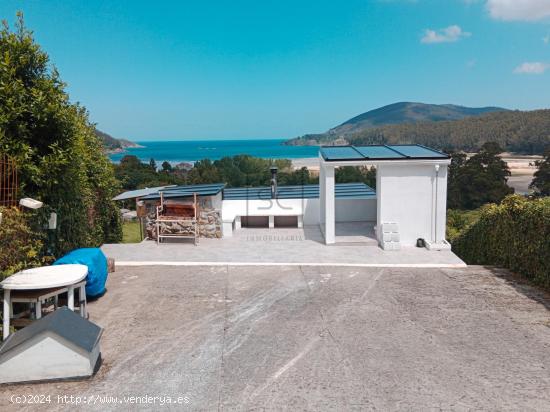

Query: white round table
<box><xmin>1</xmin><ymin>264</ymin><xmax>88</xmax><ymax>340</ymax></box>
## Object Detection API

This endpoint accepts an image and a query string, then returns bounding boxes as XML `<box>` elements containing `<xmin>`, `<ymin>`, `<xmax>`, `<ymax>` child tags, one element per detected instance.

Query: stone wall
<box><xmin>144</xmin><ymin>202</ymin><xmax>223</xmax><ymax>240</ymax></box>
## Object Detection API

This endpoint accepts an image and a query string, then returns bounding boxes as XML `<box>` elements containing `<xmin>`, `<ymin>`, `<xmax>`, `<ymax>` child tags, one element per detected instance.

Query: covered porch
<box><xmin>319</xmin><ymin>144</ymin><xmax>451</xmax><ymax>248</ymax></box>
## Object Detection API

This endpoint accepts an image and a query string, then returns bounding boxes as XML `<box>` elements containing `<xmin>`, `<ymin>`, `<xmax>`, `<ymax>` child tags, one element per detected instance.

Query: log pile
<box><xmin>146</xmin><ymin>208</ymin><xmax>222</xmax><ymax>240</ymax></box>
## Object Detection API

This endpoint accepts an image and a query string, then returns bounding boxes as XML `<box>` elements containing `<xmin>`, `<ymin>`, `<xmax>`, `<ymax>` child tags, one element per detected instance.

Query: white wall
<box><xmin>376</xmin><ymin>163</ymin><xmax>448</xmax><ymax>246</ymax></box>
<box><xmin>222</xmin><ymin>197</ymin><xmax>376</xmax><ymax>228</ymax></box>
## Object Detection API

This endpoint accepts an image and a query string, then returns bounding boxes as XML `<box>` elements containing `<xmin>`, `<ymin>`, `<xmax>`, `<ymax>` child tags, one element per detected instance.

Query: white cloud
<box><xmin>421</xmin><ymin>25</ymin><xmax>471</xmax><ymax>44</ymax></box>
<box><xmin>513</xmin><ymin>62</ymin><xmax>550</xmax><ymax>74</ymax></box>
<box><xmin>486</xmin><ymin>0</ymin><xmax>550</xmax><ymax>21</ymax></box>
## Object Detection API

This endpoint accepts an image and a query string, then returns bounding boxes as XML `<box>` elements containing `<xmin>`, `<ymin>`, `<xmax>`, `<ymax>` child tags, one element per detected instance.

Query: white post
<box><xmin>80</xmin><ymin>284</ymin><xmax>87</xmax><ymax>318</ymax></box>
<box><xmin>3</xmin><ymin>289</ymin><xmax>10</xmax><ymax>340</ymax></box>
<box><xmin>320</xmin><ymin>163</ymin><xmax>326</xmax><ymax>228</ymax></box>
<box><xmin>324</xmin><ymin>165</ymin><xmax>336</xmax><ymax>244</ymax></box>
<box><xmin>68</xmin><ymin>286</ymin><xmax>74</xmax><ymax>311</ymax></box>
<box><xmin>35</xmin><ymin>300</ymin><xmax>42</xmax><ymax>319</ymax></box>
<box><xmin>269</xmin><ymin>215</ymin><xmax>274</xmax><ymax>229</ymax></box>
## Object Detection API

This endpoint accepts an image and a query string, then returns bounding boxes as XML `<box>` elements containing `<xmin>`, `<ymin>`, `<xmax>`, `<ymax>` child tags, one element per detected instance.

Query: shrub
<box><xmin>453</xmin><ymin>195</ymin><xmax>550</xmax><ymax>287</ymax></box>
<box><xmin>0</xmin><ymin>207</ymin><xmax>50</xmax><ymax>278</ymax></box>
<box><xmin>446</xmin><ymin>209</ymin><xmax>481</xmax><ymax>242</ymax></box>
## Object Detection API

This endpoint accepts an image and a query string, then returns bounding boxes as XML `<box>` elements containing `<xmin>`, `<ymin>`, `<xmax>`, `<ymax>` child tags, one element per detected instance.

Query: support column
<box><xmin>269</xmin><ymin>215</ymin><xmax>274</xmax><ymax>228</ymax></box>
<box><xmin>68</xmin><ymin>286</ymin><xmax>74</xmax><ymax>311</ymax></box>
<box><xmin>35</xmin><ymin>300</ymin><xmax>42</xmax><ymax>319</ymax></box>
<box><xmin>3</xmin><ymin>289</ymin><xmax>10</xmax><ymax>340</ymax></box>
<box><xmin>319</xmin><ymin>165</ymin><xmax>326</xmax><ymax>228</ymax></box>
<box><xmin>323</xmin><ymin>164</ymin><xmax>335</xmax><ymax>244</ymax></box>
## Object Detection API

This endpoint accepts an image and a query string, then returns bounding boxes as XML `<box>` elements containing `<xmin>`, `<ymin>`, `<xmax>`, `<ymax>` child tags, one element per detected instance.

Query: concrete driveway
<box><xmin>1</xmin><ymin>265</ymin><xmax>550</xmax><ymax>411</ymax></box>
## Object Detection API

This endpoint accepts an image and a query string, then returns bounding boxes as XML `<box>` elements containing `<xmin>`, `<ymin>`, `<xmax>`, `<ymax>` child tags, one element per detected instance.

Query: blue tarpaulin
<box><xmin>53</xmin><ymin>248</ymin><xmax>108</xmax><ymax>298</ymax></box>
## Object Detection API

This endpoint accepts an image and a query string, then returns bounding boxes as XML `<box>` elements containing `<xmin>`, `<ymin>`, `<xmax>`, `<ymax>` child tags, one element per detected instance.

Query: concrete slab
<box><xmin>2</xmin><ymin>265</ymin><xmax>549</xmax><ymax>411</ymax></box>
<box><xmin>102</xmin><ymin>226</ymin><xmax>465</xmax><ymax>268</ymax></box>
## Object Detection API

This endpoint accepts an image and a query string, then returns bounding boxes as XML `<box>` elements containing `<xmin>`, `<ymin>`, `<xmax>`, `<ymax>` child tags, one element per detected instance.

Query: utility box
<box><xmin>0</xmin><ymin>307</ymin><xmax>102</xmax><ymax>384</ymax></box>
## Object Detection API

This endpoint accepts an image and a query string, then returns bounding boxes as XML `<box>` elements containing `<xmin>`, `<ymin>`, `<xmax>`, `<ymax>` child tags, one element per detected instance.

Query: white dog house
<box><xmin>0</xmin><ymin>307</ymin><xmax>102</xmax><ymax>384</ymax></box>
<box><xmin>319</xmin><ymin>144</ymin><xmax>450</xmax><ymax>249</ymax></box>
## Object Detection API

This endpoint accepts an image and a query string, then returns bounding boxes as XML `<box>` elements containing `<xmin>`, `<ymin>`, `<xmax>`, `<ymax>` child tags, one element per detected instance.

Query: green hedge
<box><xmin>453</xmin><ymin>195</ymin><xmax>550</xmax><ymax>287</ymax></box>
<box><xmin>0</xmin><ymin>207</ymin><xmax>50</xmax><ymax>279</ymax></box>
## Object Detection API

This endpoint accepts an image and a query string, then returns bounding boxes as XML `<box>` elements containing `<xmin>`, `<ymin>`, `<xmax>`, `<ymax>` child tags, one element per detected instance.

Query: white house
<box><xmin>113</xmin><ymin>144</ymin><xmax>451</xmax><ymax>250</ymax></box>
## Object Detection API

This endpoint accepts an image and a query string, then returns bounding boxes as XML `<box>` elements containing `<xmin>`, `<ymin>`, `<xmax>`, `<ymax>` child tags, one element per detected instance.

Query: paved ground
<box><xmin>102</xmin><ymin>226</ymin><xmax>465</xmax><ymax>267</ymax></box>
<box><xmin>1</xmin><ymin>265</ymin><xmax>550</xmax><ymax>411</ymax></box>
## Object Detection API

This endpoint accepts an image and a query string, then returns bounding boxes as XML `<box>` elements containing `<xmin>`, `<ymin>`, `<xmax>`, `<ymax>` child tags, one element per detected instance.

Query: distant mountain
<box><xmin>95</xmin><ymin>129</ymin><xmax>142</xmax><ymax>153</ymax></box>
<box><xmin>329</xmin><ymin>102</ymin><xmax>507</xmax><ymax>135</ymax></box>
<box><xmin>286</xmin><ymin>102</ymin><xmax>508</xmax><ymax>146</ymax></box>
<box><xmin>344</xmin><ymin>109</ymin><xmax>550</xmax><ymax>154</ymax></box>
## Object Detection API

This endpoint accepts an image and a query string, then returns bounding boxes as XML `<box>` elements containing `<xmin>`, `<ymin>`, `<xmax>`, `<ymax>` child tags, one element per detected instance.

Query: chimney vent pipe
<box><xmin>270</xmin><ymin>167</ymin><xmax>278</xmax><ymax>199</ymax></box>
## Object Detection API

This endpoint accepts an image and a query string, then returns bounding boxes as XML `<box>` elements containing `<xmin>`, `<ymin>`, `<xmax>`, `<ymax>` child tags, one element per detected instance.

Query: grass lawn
<box><xmin>122</xmin><ymin>221</ymin><xmax>142</xmax><ymax>243</ymax></box>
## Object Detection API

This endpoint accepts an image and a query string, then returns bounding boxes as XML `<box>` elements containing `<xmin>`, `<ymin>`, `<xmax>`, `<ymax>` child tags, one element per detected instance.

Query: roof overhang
<box><xmin>319</xmin><ymin>144</ymin><xmax>451</xmax><ymax>167</ymax></box>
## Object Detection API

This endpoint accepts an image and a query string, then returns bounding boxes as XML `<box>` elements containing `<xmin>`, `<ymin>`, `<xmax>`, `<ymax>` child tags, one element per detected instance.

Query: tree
<box><xmin>335</xmin><ymin>166</ymin><xmax>376</xmax><ymax>188</ymax></box>
<box><xmin>447</xmin><ymin>151</ymin><xmax>468</xmax><ymax>209</ymax></box>
<box><xmin>161</xmin><ymin>161</ymin><xmax>172</xmax><ymax>172</ymax></box>
<box><xmin>149</xmin><ymin>158</ymin><xmax>157</xmax><ymax>171</ymax></box>
<box><xmin>0</xmin><ymin>13</ymin><xmax>122</xmax><ymax>253</ymax></box>
<box><xmin>530</xmin><ymin>148</ymin><xmax>550</xmax><ymax>196</ymax></box>
<box><xmin>114</xmin><ymin>155</ymin><xmax>184</xmax><ymax>190</ymax></box>
<box><xmin>447</xmin><ymin>143</ymin><xmax>513</xmax><ymax>210</ymax></box>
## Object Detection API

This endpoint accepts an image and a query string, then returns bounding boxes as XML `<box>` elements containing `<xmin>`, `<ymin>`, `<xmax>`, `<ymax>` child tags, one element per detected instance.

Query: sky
<box><xmin>1</xmin><ymin>0</ymin><xmax>549</xmax><ymax>140</ymax></box>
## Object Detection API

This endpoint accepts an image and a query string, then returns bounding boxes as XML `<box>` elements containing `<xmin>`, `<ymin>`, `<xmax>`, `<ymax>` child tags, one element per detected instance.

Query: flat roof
<box><xmin>139</xmin><ymin>183</ymin><xmax>226</xmax><ymax>200</ymax></box>
<box><xmin>320</xmin><ymin>144</ymin><xmax>449</xmax><ymax>162</ymax></box>
<box><xmin>113</xmin><ymin>185</ymin><xmax>177</xmax><ymax>201</ymax></box>
<box><xmin>223</xmin><ymin>183</ymin><xmax>375</xmax><ymax>200</ymax></box>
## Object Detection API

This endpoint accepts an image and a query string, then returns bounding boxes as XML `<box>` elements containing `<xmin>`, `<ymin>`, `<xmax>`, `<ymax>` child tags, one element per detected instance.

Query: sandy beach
<box><xmin>291</xmin><ymin>153</ymin><xmax>542</xmax><ymax>194</ymax></box>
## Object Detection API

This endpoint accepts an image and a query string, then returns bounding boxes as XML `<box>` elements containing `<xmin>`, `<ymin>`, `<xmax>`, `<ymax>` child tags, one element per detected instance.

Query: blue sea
<box><xmin>109</xmin><ymin>139</ymin><xmax>318</xmax><ymax>164</ymax></box>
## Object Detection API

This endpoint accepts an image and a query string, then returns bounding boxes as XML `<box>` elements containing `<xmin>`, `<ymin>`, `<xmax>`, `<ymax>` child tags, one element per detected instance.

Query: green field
<box><xmin>122</xmin><ymin>221</ymin><xmax>142</xmax><ymax>243</ymax></box>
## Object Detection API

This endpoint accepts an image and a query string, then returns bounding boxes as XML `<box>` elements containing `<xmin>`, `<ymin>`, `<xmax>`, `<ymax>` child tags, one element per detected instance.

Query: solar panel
<box><xmin>320</xmin><ymin>146</ymin><xmax>364</xmax><ymax>161</ymax></box>
<box><xmin>321</xmin><ymin>144</ymin><xmax>449</xmax><ymax>161</ymax></box>
<box><xmin>355</xmin><ymin>146</ymin><xmax>405</xmax><ymax>159</ymax></box>
<box><xmin>388</xmin><ymin>145</ymin><xmax>448</xmax><ymax>158</ymax></box>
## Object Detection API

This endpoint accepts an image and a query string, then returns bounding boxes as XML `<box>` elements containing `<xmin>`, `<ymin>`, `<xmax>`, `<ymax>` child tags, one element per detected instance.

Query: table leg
<box><xmin>79</xmin><ymin>284</ymin><xmax>87</xmax><ymax>318</ymax></box>
<box><xmin>68</xmin><ymin>286</ymin><xmax>74</xmax><ymax>311</ymax></box>
<box><xmin>36</xmin><ymin>299</ymin><xmax>42</xmax><ymax>319</ymax></box>
<box><xmin>3</xmin><ymin>289</ymin><xmax>10</xmax><ymax>340</ymax></box>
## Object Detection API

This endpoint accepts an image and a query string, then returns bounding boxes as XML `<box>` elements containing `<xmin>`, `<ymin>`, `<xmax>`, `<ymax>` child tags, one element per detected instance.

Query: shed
<box><xmin>0</xmin><ymin>307</ymin><xmax>102</xmax><ymax>384</ymax></box>
<box><xmin>318</xmin><ymin>144</ymin><xmax>451</xmax><ymax>248</ymax></box>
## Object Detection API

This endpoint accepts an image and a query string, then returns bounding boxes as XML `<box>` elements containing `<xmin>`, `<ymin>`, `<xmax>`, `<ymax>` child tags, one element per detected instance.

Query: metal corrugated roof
<box><xmin>223</xmin><ymin>183</ymin><xmax>375</xmax><ymax>200</ymax></box>
<box><xmin>139</xmin><ymin>183</ymin><xmax>226</xmax><ymax>200</ymax></box>
<box><xmin>320</xmin><ymin>144</ymin><xmax>449</xmax><ymax>162</ymax></box>
<box><xmin>113</xmin><ymin>185</ymin><xmax>177</xmax><ymax>201</ymax></box>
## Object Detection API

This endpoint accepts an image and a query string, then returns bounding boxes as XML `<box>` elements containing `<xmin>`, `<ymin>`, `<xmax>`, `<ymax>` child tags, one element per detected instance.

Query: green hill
<box><xmin>286</xmin><ymin>103</ymin><xmax>550</xmax><ymax>154</ymax></box>
<box><xmin>95</xmin><ymin>129</ymin><xmax>141</xmax><ymax>151</ymax></box>
<box><xmin>328</xmin><ymin>102</ymin><xmax>507</xmax><ymax>136</ymax></box>
<box><xmin>347</xmin><ymin>109</ymin><xmax>550</xmax><ymax>154</ymax></box>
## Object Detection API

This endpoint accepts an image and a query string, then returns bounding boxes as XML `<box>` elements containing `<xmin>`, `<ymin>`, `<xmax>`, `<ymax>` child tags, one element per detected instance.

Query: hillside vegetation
<box><xmin>347</xmin><ymin>109</ymin><xmax>550</xmax><ymax>154</ymax></box>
